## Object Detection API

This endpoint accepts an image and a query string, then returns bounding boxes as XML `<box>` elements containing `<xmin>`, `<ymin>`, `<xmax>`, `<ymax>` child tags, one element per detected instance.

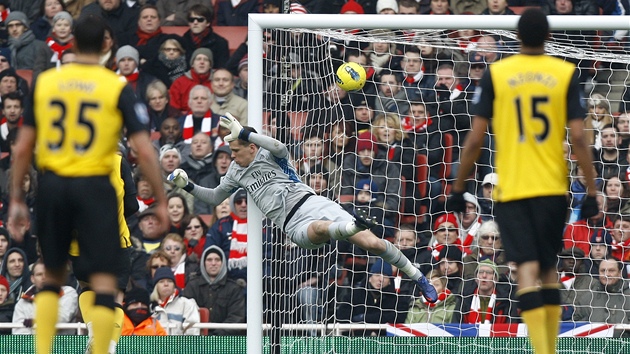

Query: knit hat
<box><xmin>233</xmin><ymin>188</ymin><xmax>247</xmax><ymax>202</ymax></box>
<box><xmin>204</xmin><ymin>247</ymin><xmax>223</xmax><ymax>262</ymax></box>
<box><xmin>0</xmin><ymin>47</ymin><xmax>11</xmax><ymax>63</ymax></box>
<box><xmin>214</xmin><ymin>144</ymin><xmax>232</xmax><ymax>160</ymax></box>
<box><xmin>341</xmin><ymin>0</ymin><xmax>365</xmax><ymax>14</ymax></box>
<box><xmin>433</xmin><ymin>213</ymin><xmax>459</xmax><ymax>231</ymax></box>
<box><xmin>116</xmin><ymin>45</ymin><xmax>139</xmax><ymax>65</ymax></box>
<box><xmin>123</xmin><ymin>287</ymin><xmax>151</xmax><ymax>309</ymax></box>
<box><xmin>355</xmin><ymin>131</ymin><xmax>377</xmax><ymax>153</ymax></box>
<box><xmin>153</xmin><ymin>266</ymin><xmax>176</xmax><ymax>284</ymax></box>
<box><xmin>477</xmin><ymin>259</ymin><xmax>499</xmax><ymax>278</ymax></box>
<box><xmin>159</xmin><ymin>144</ymin><xmax>181</xmax><ymax>162</ymax></box>
<box><xmin>376</xmin><ymin>0</ymin><xmax>399</xmax><ymax>13</ymax></box>
<box><xmin>6</xmin><ymin>11</ymin><xmax>28</xmax><ymax>28</ymax></box>
<box><xmin>52</xmin><ymin>11</ymin><xmax>73</xmax><ymax>26</ymax></box>
<box><xmin>590</xmin><ymin>229</ymin><xmax>613</xmax><ymax>245</ymax></box>
<box><xmin>0</xmin><ymin>275</ymin><xmax>8</xmax><ymax>293</ymax></box>
<box><xmin>369</xmin><ymin>258</ymin><xmax>393</xmax><ymax>276</ymax></box>
<box><xmin>438</xmin><ymin>245</ymin><xmax>462</xmax><ymax>262</ymax></box>
<box><xmin>190</xmin><ymin>48</ymin><xmax>214</xmax><ymax>67</ymax></box>
<box><xmin>238</xmin><ymin>55</ymin><xmax>248</xmax><ymax>72</ymax></box>
<box><xmin>355</xmin><ymin>179</ymin><xmax>378</xmax><ymax>195</ymax></box>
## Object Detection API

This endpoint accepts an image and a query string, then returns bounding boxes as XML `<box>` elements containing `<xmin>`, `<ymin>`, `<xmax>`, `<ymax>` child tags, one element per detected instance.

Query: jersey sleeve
<box><xmin>117</xmin><ymin>85</ymin><xmax>149</xmax><ymax>135</ymax></box>
<box><xmin>469</xmin><ymin>69</ymin><xmax>494</xmax><ymax>120</ymax></box>
<box><xmin>567</xmin><ymin>68</ymin><xmax>586</xmax><ymax>121</ymax></box>
<box><xmin>22</xmin><ymin>82</ymin><xmax>36</xmax><ymax>128</ymax></box>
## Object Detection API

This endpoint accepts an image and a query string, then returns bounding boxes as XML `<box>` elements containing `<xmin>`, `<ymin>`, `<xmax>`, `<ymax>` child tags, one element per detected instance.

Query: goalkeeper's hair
<box><xmin>518</xmin><ymin>8</ymin><xmax>549</xmax><ymax>48</ymax></box>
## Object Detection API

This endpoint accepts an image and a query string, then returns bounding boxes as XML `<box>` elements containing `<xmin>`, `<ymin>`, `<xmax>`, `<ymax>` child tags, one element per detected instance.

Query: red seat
<box><xmin>161</xmin><ymin>26</ymin><xmax>247</xmax><ymax>55</ymax></box>
<box><xmin>198</xmin><ymin>307</ymin><xmax>210</xmax><ymax>336</ymax></box>
<box><xmin>198</xmin><ymin>214</ymin><xmax>214</xmax><ymax>227</ymax></box>
<box><xmin>438</xmin><ymin>133</ymin><xmax>454</xmax><ymax>202</ymax></box>
<box><xmin>16</xmin><ymin>69</ymin><xmax>32</xmax><ymax>90</ymax></box>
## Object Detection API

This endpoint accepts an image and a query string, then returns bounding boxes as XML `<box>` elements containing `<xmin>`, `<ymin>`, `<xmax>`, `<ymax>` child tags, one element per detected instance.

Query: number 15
<box><xmin>515</xmin><ymin>96</ymin><xmax>550</xmax><ymax>142</ymax></box>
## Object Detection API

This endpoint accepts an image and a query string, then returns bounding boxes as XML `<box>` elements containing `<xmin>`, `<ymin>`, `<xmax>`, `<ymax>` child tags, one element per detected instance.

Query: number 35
<box><xmin>48</xmin><ymin>100</ymin><xmax>97</xmax><ymax>152</ymax></box>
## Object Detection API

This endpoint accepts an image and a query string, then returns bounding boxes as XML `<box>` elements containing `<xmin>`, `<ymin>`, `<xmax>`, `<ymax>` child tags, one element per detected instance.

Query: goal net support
<box><xmin>246</xmin><ymin>13</ymin><xmax>630</xmax><ymax>354</ymax></box>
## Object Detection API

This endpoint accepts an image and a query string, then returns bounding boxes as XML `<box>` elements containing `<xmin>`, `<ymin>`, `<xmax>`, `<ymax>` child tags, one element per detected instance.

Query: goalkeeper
<box><xmin>169</xmin><ymin>113</ymin><xmax>438</xmax><ymax>302</ymax></box>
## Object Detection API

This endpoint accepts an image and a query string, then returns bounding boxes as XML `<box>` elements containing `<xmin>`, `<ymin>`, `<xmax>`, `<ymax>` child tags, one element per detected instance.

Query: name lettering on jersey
<box><xmin>508</xmin><ymin>72</ymin><xmax>557</xmax><ymax>89</ymax></box>
<box><xmin>58</xmin><ymin>80</ymin><xmax>95</xmax><ymax>93</ymax></box>
<box><xmin>246</xmin><ymin>170</ymin><xmax>277</xmax><ymax>194</ymax></box>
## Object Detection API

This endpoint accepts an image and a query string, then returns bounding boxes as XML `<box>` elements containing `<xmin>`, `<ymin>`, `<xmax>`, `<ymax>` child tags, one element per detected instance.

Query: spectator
<box><xmin>398</xmin><ymin>0</ymin><xmax>420</xmax><ymax>14</ymax></box>
<box><xmin>142</xmin><ymin>37</ymin><xmax>188</xmax><ymax>89</ymax></box>
<box><xmin>563</xmin><ymin>193</ymin><xmax>611</xmax><ymax>256</ymax></box>
<box><xmin>12</xmin><ymin>261</ymin><xmax>78</xmax><ymax>335</ymax></box>
<box><xmin>557</xmin><ymin>247</ymin><xmax>590</xmax><ymax>292</ymax></box>
<box><xmin>305</xmin><ymin>164</ymin><xmax>333</xmax><ymax>200</ymax></box>
<box><xmin>423</xmin><ymin>0</ymin><xmax>454</xmax><ymax>14</ymax></box>
<box><xmin>162</xmin><ymin>232</ymin><xmax>199</xmax><ymax>290</ymax></box>
<box><xmin>216</xmin><ymin>0</ymin><xmax>259</xmax><ymax>26</ymax></box>
<box><xmin>210</xmin><ymin>68</ymin><xmax>248</xmax><ymax>125</ymax></box>
<box><xmin>196</xmin><ymin>144</ymin><xmax>231</xmax><ymax>197</ymax></box>
<box><xmin>146</xmin><ymin>80</ymin><xmax>181</xmax><ymax>132</ymax></box>
<box><xmin>115</xmin><ymin>45</ymin><xmax>158</xmax><ymax>104</ymax></box>
<box><xmin>429</xmin><ymin>213</ymin><xmax>463</xmax><ymax>261</ymax></box>
<box><xmin>0</xmin><ymin>70</ymin><xmax>24</xmax><ymax>99</ymax></box>
<box><xmin>479</xmin><ymin>172</ymin><xmax>498</xmax><ymax>220</ymax></box>
<box><xmin>573</xmin><ymin>256</ymin><xmax>630</xmax><ymax>325</ymax></box>
<box><xmin>343</xmin><ymin>178</ymin><xmax>395</xmax><ymax>239</ymax></box>
<box><xmin>205</xmin><ymin>189</ymin><xmax>249</xmax><ymax>284</ymax></box>
<box><xmin>593</xmin><ymin>125</ymin><xmax>625</xmax><ymax>179</ymax></box>
<box><xmin>0</xmin><ymin>248</ymin><xmax>31</xmax><ymax>302</ymax></box>
<box><xmin>617</xmin><ymin>112</ymin><xmax>630</xmax><ymax>151</ymax></box>
<box><xmin>80</xmin><ymin>0</ymin><xmax>139</xmax><ymax>47</ymax></box>
<box><xmin>604</xmin><ymin>175</ymin><xmax>628</xmax><ymax>216</ymax></box>
<box><xmin>181</xmin><ymin>4</ymin><xmax>229</xmax><ymax>69</ymax></box>
<box><xmin>159</xmin><ymin>144</ymin><xmax>184</xmax><ymax>182</ymax></box>
<box><xmin>130</xmin><ymin>5</ymin><xmax>168</xmax><ymax>64</ymax></box>
<box><xmin>232</xmin><ymin>56</ymin><xmax>248</xmax><ymax>100</ymax></box>
<box><xmin>337</xmin><ymin>259</ymin><xmax>408</xmax><ymax>336</ymax></box>
<box><xmin>182</xmin><ymin>246</ymin><xmax>246</xmax><ymax>335</ymax></box>
<box><xmin>132</xmin><ymin>206</ymin><xmax>168</xmax><ymax>254</ymax></box>
<box><xmin>328</xmin><ymin>120</ymin><xmax>356</xmax><ymax>170</ymax></box>
<box><xmin>464</xmin><ymin>53</ymin><xmax>487</xmax><ymax>93</ymax></box>
<box><xmin>181</xmin><ymin>215</ymin><xmax>207</xmax><ymax>260</ymax></box>
<box><xmin>0</xmin><ymin>48</ymin><xmax>11</xmax><ymax>74</ymax></box>
<box><xmin>400</xmin><ymin>46</ymin><xmax>435</xmax><ymax>103</ymax></box>
<box><xmin>143</xmin><ymin>250</ymin><xmax>170</xmax><ymax>292</ymax></box>
<box><xmin>349</xmin><ymin>97</ymin><xmax>375</xmax><ymax>134</ymax></box>
<box><xmin>0</xmin><ymin>230</ymin><xmax>10</xmax><ymax>270</ymax></box>
<box><xmin>100</xmin><ymin>23</ymin><xmax>118</xmax><ymax>70</ymax></box>
<box><xmin>166</xmin><ymin>191</ymin><xmax>191</xmax><ymax>234</ymax></box>
<box><xmin>133</xmin><ymin>170</ymin><xmax>158</xmax><ymax>213</ymax></box>
<box><xmin>152</xmin><ymin>117</ymin><xmax>185</xmax><ymax>153</ymax></box>
<box><xmin>365</xmin><ymin>31</ymin><xmax>397</xmax><ymax>76</ymax></box>
<box><xmin>405</xmin><ymin>269</ymin><xmax>457</xmax><ymax>324</ymax></box>
<box><xmin>6</xmin><ymin>11</ymin><xmax>46</xmax><ymax>70</ymax></box>
<box><xmin>376</xmin><ymin>0</ymin><xmax>398</xmax><ymax>14</ymax></box>
<box><xmin>262</xmin><ymin>0</ymin><xmax>281</xmax><ymax>13</ymax></box>
<box><xmin>170</xmin><ymin>49</ymin><xmax>214</xmax><ymax>114</ymax></box>
<box><xmin>0</xmin><ymin>92</ymin><xmax>23</xmax><ymax>153</ymax></box>
<box><xmin>296</xmin><ymin>132</ymin><xmax>342</xmax><ymax>198</ymax></box>
<box><xmin>393</xmin><ymin>224</ymin><xmax>433</xmax><ymax>293</ymax></box>
<box><xmin>179</xmin><ymin>131</ymin><xmax>214</xmax><ymax>185</ymax></box>
<box><xmin>569</xmin><ymin>164</ymin><xmax>603</xmax><ymax>223</ymax></box>
<box><xmin>33</xmin><ymin>11</ymin><xmax>73</xmax><ymax>77</ymax></box>
<box><xmin>434</xmin><ymin>245</ymin><xmax>465</xmax><ymax>295</ymax></box>
<box><xmin>480</xmin><ymin>0</ymin><xmax>515</xmax><ymax>15</ymax></box>
<box><xmin>454</xmin><ymin>260</ymin><xmax>518</xmax><ymax>324</ymax></box>
<box><xmin>458</xmin><ymin>193</ymin><xmax>482</xmax><ymax>255</ymax></box>
<box><xmin>610</xmin><ymin>215</ymin><xmax>630</xmax><ymax>262</ymax></box>
<box><xmin>0</xmin><ymin>274</ymin><xmax>14</xmax><ymax>334</ymax></box>
<box><xmin>121</xmin><ymin>287</ymin><xmax>167</xmax><ymax>336</ymax></box>
<box><xmin>462</xmin><ymin>220</ymin><xmax>508</xmax><ymax>280</ymax></box>
<box><xmin>584</xmin><ymin>230</ymin><xmax>612</xmax><ymax>276</ymax></box>
<box><xmin>151</xmin><ymin>267</ymin><xmax>200</xmax><ymax>335</ymax></box>
<box><xmin>30</xmin><ymin>0</ymin><xmax>66</xmax><ymax>41</ymax></box>
<box><xmin>156</xmin><ymin>0</ymin><xmax>211</xmax><ymax>26</ymax></box>
<box><xmin>340</xmin><ymin>132</ymin><xmax>401</xmax><ymax>221</ymax></box>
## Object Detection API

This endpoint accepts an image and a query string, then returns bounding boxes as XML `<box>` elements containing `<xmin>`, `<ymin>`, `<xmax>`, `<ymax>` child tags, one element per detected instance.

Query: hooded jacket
<box><xmin>12</xmin><ymin>284</ymin><xmax>78</xmax><ymax>334</ymax></box>
<box><xmin>181</xmin><ymin>246</ymin><xmax>245</xmax><ymax>335</ymax></box>
<box><xmin>0</xmin><ymin>248</ymin><xmax>31</xmax><ymax>302</ymax></box>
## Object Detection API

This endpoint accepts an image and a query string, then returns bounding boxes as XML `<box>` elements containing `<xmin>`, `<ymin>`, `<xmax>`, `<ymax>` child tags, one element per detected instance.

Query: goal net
<box><xmin>248</xmin><ymin>13</ymin><xmax>630</xmax><ymax>353</ymax></box>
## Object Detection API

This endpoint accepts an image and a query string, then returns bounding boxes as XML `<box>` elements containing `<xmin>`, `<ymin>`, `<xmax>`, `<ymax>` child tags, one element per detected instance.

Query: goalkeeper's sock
<box><xmin>35</xmin><ymin>285</ymin><xmax>61</xmax><ymax>354</ymax></box>
<box><xmin>541</xmin><ymin>284</ymin><xmax>562</xmax><ymax>354</ymax></box>
<box><xmin>328</xmin><ymin>221</ymin><xmax>359</xmax><ymax>240</ymax></box>
<box><xmin>109</xmin><ymin>304</ymin><xmax>124</xmax><ymax>354</ymax></box>
<box><xmin>378</xmin><ymin>240</ymin><xmax>421</xmax><ymax>281</ymax></box>
<box><xmin>518</xmin><ymin>287</ymin><xmax>549</xmax><ymax>354</ymax></box>
<box><xmin>92</xmin><ymin>293</ymin><xmax>116</xmax><ymax>354</ymax></box>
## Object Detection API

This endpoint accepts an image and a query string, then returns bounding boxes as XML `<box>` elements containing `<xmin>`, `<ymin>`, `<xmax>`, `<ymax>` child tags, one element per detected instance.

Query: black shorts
<box><xmin>71</xmin><ymin>246</ymin><xmax>132</xmax><ymax>291</ymax></box>
<box><xmin>494</xmin><ymin>195</ymin><xmax>567</xmax><ymax>270</ymax></box>
<box><xmin>37</xmin><ymin>173</ymin><xmax>123</xmax><ymax>276</ymax></box>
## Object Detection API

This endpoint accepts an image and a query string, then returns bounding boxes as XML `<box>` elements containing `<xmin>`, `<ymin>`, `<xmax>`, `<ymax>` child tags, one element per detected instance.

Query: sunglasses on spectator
<box><xmin>471</xmin><ymin>64</ymin><xmax>486</xmax><ymax>69</ymax></box>
<box><xmin>151</xmin><ymin>264</ymin><xmax>167</xmax><ymax>269</ymax></box>
<box><xmin>188</xmin><ymin>16</ymin><xmax>207</xmax><ymax>23</ymax></box>
<box><xmin>186</xmin><ymin>224</ymin><xmax>202</xmax><ymax>230</ymax></box>
<box><xmin>436</xmin><ymin>227</ymin><xmax>456</xmax><ymax>233</ymax></box>
<box><xmin>235</xmin><ymin>198</ymin><xmax>247</xmax><ymax>205</ymax></box>
<box><xmin>165</xmin><ymin>246</ymin><xmax>181</xmax><ymax>252</ymax></box>
<box><xmin>480</xmin><ymin>235</ymin><xmax>499</xmax><ymax>241</ymax></box>
<box><xmin>0</xmin><ymin>58</ymin><xmax>7</xmax><ymax>63</ymax></box>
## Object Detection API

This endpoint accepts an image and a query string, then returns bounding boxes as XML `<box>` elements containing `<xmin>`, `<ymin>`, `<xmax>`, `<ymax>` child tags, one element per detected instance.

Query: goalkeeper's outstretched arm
<box><xmin>168</xmin><ymin>169</ymin><xmax>232</xmax><ymax>206</ymax></box>
<box><xmin>220</xmin><ymin>112</ymin><xmax>289</xmax><ymax>159</ymax></box>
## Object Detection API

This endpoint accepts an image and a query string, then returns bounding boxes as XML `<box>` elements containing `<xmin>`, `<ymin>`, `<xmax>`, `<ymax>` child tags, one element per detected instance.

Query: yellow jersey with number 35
<box><xmin>32</xmin><ymin>64</ymin><xmax>128</xmax><ymax>177</ymax></box>
<box><xmin>472</xmin><ymin>54</ymin><xmax>585</xmax><ymax>202</ymax></box>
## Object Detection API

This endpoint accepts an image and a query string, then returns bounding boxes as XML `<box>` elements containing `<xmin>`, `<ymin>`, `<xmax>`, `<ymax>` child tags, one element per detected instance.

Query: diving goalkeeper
<box><xmin>168</xmin><ymin>113</ymin><xmax>438</xmax><ymax>302</ymax></box>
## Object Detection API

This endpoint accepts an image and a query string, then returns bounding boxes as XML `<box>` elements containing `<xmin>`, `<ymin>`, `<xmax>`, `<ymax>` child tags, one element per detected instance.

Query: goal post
<box><xmin>247</xmin><ymin>12</ymin><xmax>630</xmax><ymax>354</ymax></box>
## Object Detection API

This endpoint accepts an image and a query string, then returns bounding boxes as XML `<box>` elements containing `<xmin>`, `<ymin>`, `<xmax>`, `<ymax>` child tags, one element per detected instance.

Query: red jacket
<box><xmin>168</xmin><ymin>70</ymin><xmax>212</xmax><ymax>113</ymax></box>
<box><xmin>563</xmin><ymin>218</ymin><xmax>612</xmax><ymax>256</ymax></box>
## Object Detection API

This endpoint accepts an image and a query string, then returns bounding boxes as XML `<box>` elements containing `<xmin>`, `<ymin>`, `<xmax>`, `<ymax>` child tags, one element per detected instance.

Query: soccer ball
<box><xmin>335</xmin><ymin>62</ymin><xmax>367</xmax><ymax>92</ymax></box>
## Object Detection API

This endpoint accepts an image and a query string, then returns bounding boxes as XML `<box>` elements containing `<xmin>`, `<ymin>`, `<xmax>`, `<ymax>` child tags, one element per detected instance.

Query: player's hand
<box><xmin>7</xmin><ymin>199</ymin><xmax>30</xmax><ymax>244</ymax></box>
<box><xmin>447</xmin><ymin>191</ymin><xmax>466</xmax><ymax>213</ymax></box>
<box><xmin>219</xmin><ymin>112</ymin><xmax>243</xmax><ymax>143</ymax></box>
<box><xmin>167</xmin><ymin>168</ymin><xmax>189</xmax><ymax>188</ymax></box>
<box><xmin>154</xmin><ymin>202</ymin><xmax>170</xmax><ymax>235</ymax></box>
<box><xmin>580</xmin><ymin>195</ymin><xmax>599</xmax><ymax>219</ymax></box>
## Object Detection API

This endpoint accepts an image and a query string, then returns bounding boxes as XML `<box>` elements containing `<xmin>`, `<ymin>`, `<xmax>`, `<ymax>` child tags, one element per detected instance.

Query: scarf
<box><xmin>404</xmin><ymin>68</ymin><xmax>424</xmax><ymax>84</ymax></box>
<box><xmin>468</xmin><ymin>288</ymin><xmax>496</xmax><ymax>324</ymax></box>
<box><xmin>228</xmin><ymin>213</ymin><xmax>248</xmax><ymax>272</ymax></box>
<box><xmin>136</xmin><ymin>27</ymin><xmax>162</xmax><ymax>46</ymax></box>
<box><xmin>611</xmin><ymin>238</ymin><xmax>630</xmax><ymax>261</ymax></box>
<box><xmin>172</xmin><ymin>254</ymin><xmax>186</xmax><ymax>289</ymax></box>
<box><xmin>461</xmin><ymin>217</ymin><xmax>482</xmax><ymax>255</ymax></box>
<box><xmin>159</xmin><ymin>288</ymin><xmax>180</xmax><ymax>308</ymax></box>
<box><xmin>402</xmin><ymin>116</ymin><xmax>432</xmax><ymax>133</ymax></box>
<box><xmin>190</xmin><ymin>27</ymin><xmax>211</xmax><ymax>47</ymax></box>
<box><xmin>560</xmin><ymin>271</ymin><xmax>576</xmax><ymax>289</ymax></box>
<box><xmin>46</xmin><ymin>37</ymin><xmax>73</xmax><ymax>64</ymax></box>
<box><xmin>430</xmin><ymin>239</ymin><xmax>463</xmax><ymax>260</ymax></box>
<box><xmin>422</xmin><ymin>288</ymin><xmax>452</xmax><ymax>307</ymax></box>
<box><xmin>191</xmin><ymin>69</ymin><xmax>211</xmax><ymax>84</ymax></box>
<box><xmin>0</xmin><ymin>116</ymin><xmax>22</xmax><ymax>141</ymax></box>
<box><xmin>0</xmin><ymin>9</ymin><xmax>8</xmax><ymax>22</ymax></box>
<box><xmin>159</xmin><ymin>53</ymin><xmax>187</xmax><ymax>83</ymax></box>
<box><xmin>118</xmin><ymin>68</ymin><xmax>139</xmax><ymax>90</ymax></box>
<box><xmin>137</xmin><ymin>196</ymin><xmax>155</xmax><ymax>212</ymax></box>
<box><xmin>8</xmin><ymin>30</ymin><xmax>36</xmax><ymax>67</ymax></box>
<box><xmin>182</xmin><ymin>110</ymin><xmax>214</xmax><ymax>143</ymax></box>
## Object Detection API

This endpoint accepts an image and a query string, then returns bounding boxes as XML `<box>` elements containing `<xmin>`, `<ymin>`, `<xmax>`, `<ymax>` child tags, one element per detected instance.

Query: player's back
<box><xmin>489</xmin><ymin>54</ymin><xmax>578</xmax><ymax>202</ymax></box>
<box><xmin>33</xmin><ymin>64</ymin><xmax>128</xmax><ymax>177</ymax></box>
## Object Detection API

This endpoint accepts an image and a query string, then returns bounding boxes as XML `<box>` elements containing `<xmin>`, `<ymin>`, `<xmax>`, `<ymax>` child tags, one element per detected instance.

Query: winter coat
<box><xmin>0</xmin><ymin>248</ymin><xmax>31</xmax><ymax>302</ymax></box>
<box><xmin>12</xmin><ymin>285</ymin><xmax>78</xmax><ymax>334</ymax></box>
<box><xmin>79</xmin><ymin>2</ymin><xmax>139</xmax><ymax>46</ymax></box>
<box><xmin>181</xmin><ymin>246</ymin><xmax>245</xmax><ymax>335</ymax></box>
<box><xmin>210</xmin><ymin>92</ymin><xmax>248</xmax><ymax>126</ymax></box>
<box><xmin>8</xmin><ymin>30</ymin><xmax>46</xmax><ymax>70</ymax></box>
<box><xmin>573</xmin><ymin>277</ymin><xmax>630</xmax><ymax>323</ymax></box>
<box><xmin>453</xmin><ymin>281</ymin><xmax>518</xmax><ymax>324</ymax></box>
<box><xmin>0</xmin><ymin>299</ymin><xmax>15</xmax><ymax>335</ymax></box>
<box><xmin>168</xmin><ymin>70</ymin><xmax>212</xmax><ymax>112</ymax></box>
<box><xmin>30</xmin><ymin>17</ymin><xmax>51</xmax><ymax>41</ymax></box>
<box><xmin>405</xmin><ymin>291</ymin><xmax>458</xmax><ymax>324</ymax></box>
<box><xmin>181</xmin><ymin>28</ymin><xmax>230</xmax><ymax>69</ymax></box>
<box><xmin>152</xmin><ymin>290</ymin><xmax>200</xmax><ymax>335</ymax></box>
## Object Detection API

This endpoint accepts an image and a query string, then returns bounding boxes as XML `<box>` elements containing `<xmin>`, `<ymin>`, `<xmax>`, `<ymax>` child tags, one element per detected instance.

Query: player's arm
<box><xmin>119</xmin><ymin>86</ymin><xmax>169</xmax><ymax>230</ymax></box>
<box><xmin>120</xmin><ymin>155</ymin><xmax>139</xmax><ymax>217</ymax></box>
<box><xmin>452</xmin><ymin>116</ymin><xmax>488</xmax><ymax>194</ymax></box>
<box><xmin>168</xmin><ymin>169</ymin><xmax>232</xmax><ymax>206</ymax></box>
<box><xmin>220</xmin><ymin>112</ymin><xmax>289</xmax><ymax>159</ymax></box>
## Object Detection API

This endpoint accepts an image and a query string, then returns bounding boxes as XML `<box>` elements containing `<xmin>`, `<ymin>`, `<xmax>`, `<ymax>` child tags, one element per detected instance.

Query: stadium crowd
<box><xmin>0</xmin><ymin>0</ymin><xmax>628</xmax><ymax>338</ymax></box>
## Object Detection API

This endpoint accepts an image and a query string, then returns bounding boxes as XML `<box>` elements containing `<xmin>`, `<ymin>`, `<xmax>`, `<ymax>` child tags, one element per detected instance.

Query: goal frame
<box><xmin>246</xmin><ymin>13</ymin><xmax>630</xmax><ymax>354</ymax></box>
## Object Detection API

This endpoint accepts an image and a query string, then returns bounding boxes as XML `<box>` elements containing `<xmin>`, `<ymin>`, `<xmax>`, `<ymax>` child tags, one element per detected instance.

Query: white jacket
<box><xmin>153</xmin><ymin>291</ymin><xmax>200</xmax><ymax>335</ymax></box>
<box><xmin>12</xmin><ymin>285</ymin><xmax>78</xmax><ymax>335</ymax></box>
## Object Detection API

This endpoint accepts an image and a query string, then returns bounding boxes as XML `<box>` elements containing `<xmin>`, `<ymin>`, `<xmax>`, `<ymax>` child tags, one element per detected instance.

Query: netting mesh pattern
<box><xmin>258</xmin><ymin>23</ymin><xmax>630</xmax><ymax>345</ymax></box>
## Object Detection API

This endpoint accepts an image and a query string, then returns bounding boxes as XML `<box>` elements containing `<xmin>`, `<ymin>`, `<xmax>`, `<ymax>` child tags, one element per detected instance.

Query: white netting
<box><xmin>257</xmin><ymin>16</ymin><xmax>630</xmax><ymax>353</ymax></box>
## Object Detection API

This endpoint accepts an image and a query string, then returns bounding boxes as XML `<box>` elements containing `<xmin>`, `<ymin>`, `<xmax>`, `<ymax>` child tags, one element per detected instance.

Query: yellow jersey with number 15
<box><xmin>33</xmin><ymin>64</ymin><xmax>127</xmax><ymax>177</ymax></box>
<box><xmin>483</xmin><ymin>54</ymin><xmax>582</xmax><ymax>202</ymax></box>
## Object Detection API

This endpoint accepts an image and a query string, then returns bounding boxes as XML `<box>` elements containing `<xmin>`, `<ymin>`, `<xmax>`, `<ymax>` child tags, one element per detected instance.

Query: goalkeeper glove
<box><xmin>167</xmin><ymin>168</ymin><xmax>189</xmax><ymax>189</ymax></box>
<box><xmin>447</xmin><ymin>191</ymin><xmax>466</xmax><ymax>213</ymax></box>
<box><xmin>219</xmin><ymin>112</ymin><xmax>245</xmax><ymax>143</ymax></box>
<box><xmin>580</xmin><ymin>195</ymin><xmax>599</xmax><ymax>220</ymax></box>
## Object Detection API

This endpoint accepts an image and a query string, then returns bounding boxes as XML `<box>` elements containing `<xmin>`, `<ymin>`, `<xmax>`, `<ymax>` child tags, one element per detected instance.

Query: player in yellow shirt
<box><xmin>449</xmin><ymin>9</ymin><xmax>598</xmax><ymax>354</ymax></box>
<box><xmin>7</xmin><ymin>15</ymin><xmax>168</xmax><ymax>354</ymax></box>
